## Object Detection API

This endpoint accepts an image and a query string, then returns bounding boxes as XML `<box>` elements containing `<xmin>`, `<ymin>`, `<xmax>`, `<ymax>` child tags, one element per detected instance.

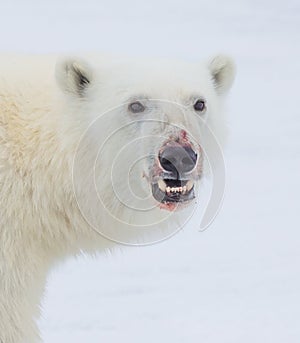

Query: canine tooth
<box><xmin>186</xmin><ymin>180</ymin><xmax>194</xmax><ymax>191</ymax></box>
<box><xmin>158</xmin><ymin>179</ymin><xmax>166</xmax><ymax>192</ymax></box>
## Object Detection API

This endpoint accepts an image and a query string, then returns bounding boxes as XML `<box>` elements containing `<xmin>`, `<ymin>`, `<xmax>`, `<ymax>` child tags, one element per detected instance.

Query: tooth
<box><xmin>186</xmin><ymin>180</ymin><xmax>194</xmax><ymax>191</ymax></box>
<box><xmin>171</xmin><ymin>187</ymin><xmax>175</xmax><ymax>192</ymax></box>
<box><xmin>179</xmin><ymin>187</ymin><xmax>183</xmax><ymax>192</ymax></box>
<box><xmin>158</xmin><ymin>179</ymin><xmax>166</xmax><ymax>192</ymax></box>
<box><xmin>166</xmin><ymin>187</ymin><xmax>171</xmax><ymax>193</ymax></box>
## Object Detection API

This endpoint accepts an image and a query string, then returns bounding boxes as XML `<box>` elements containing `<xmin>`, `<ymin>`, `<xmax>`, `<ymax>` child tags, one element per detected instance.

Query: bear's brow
<box><xmin>127</xmin><ymin>94</ymin><xmax>149</xmax><ymax>103</ymax></box>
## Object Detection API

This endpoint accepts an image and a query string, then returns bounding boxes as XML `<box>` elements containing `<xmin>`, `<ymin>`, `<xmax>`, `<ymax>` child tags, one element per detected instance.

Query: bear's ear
<box><xmin>55</xmin><ymin>58</ymin><xmax>93</xmax><ymax>96</ymax></box>
<box><xmin>208</xmin><ymin>54</ymin><xmax>236</xmax><ymax>94</ymax></box>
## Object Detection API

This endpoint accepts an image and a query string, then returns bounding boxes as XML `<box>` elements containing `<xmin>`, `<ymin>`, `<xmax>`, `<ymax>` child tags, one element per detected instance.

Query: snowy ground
<box><xmin>1</xmin><ymin>1</ymin><xmax>300</xmax><ymax>342</ymax></box>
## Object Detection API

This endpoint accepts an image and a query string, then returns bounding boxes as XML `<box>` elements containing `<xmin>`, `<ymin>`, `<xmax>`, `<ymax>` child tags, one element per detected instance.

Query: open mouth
<box><xmin>149</xmin><ymin>133</ymin><xmax>201</xmax><ymax>210</ymax></box>
<box><xmin>151</xmin><ymin>178</ymin><xmax>195</xmax><ymax>205</ymax></box>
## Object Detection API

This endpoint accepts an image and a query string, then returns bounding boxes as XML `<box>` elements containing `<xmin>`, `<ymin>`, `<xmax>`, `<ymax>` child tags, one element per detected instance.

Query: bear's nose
<box><xmin>159</xmin><ymin>146</ymin><xmax>197</xmax><ymax>175</ymax></box>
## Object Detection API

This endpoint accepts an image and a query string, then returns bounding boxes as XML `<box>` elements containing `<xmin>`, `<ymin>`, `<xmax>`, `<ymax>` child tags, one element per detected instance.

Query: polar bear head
<box><xmin>55</xmin><ymin>55</ymin><xmax>235</xmax><ymax>243</ymax></box>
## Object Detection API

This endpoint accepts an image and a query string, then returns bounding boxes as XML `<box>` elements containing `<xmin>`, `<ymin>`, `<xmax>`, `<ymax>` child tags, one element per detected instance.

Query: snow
<box><xmin>1</xmin><ymin>0</ymin><xmax>300</xmax><ymax>341</ymax></box>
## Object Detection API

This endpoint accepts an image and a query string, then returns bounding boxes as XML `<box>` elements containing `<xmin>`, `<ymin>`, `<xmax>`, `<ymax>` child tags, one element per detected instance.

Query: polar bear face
<box><xmin>55</xmin><ymin>56</ymin><xmax>235</xmax><ymax>230</ymax></box>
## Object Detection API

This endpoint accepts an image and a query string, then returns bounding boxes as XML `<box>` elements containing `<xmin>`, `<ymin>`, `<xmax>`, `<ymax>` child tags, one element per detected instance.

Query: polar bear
<box><xmin>0</xmin><ymin>54</ymin><xmax>235</xmax><ymax>342</ymax></box>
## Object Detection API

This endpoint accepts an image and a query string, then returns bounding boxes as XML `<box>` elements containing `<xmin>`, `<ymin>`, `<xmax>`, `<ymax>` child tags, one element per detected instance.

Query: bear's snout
<box><xmin>159</xmin><ymin>145</ymin><xmax>198</xmax><ymax>176</ymax></box>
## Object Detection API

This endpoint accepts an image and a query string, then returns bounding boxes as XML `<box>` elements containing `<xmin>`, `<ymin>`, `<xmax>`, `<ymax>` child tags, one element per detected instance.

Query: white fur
<box><xmin>0</xmin><ymin>54</ymin><xmax>235</xmax><ymax>342</ymax></box>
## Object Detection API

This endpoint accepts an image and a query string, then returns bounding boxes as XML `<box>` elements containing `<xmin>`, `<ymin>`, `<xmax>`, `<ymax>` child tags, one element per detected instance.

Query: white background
<box><xmin>1</xmin><ymin>1</ymin><xmax>300</xmax><ymax>342</ymax></box>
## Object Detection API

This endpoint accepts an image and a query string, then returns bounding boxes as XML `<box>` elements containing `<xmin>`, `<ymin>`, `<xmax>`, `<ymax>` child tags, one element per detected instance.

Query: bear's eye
<box><xmin>193</xmin><ymin>99</ymin><xmax>206</xmax><ymax>112</ymax></box>
<box><xmin>128</xmin><ymin>101</ymin><xmax>145</xmax><ymax>114</ymax></box>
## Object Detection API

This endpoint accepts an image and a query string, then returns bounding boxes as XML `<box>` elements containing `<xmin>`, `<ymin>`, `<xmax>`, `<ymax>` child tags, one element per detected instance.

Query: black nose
<box><xmin>159</xmin><ymin>146</ymin><xmax>197</xmax><ymax>175</ymax></box>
